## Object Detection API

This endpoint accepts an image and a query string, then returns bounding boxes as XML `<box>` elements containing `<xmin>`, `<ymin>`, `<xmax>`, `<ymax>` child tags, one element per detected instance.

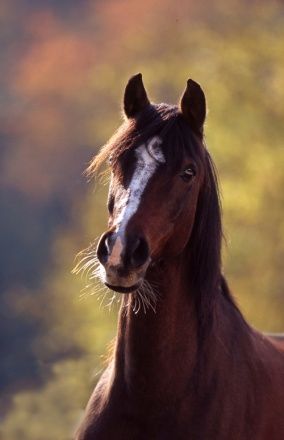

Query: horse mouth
<box><xmin>105</xmin><ymin>282</ymin><xmax>141</xmax><ymax>293</ymax></box>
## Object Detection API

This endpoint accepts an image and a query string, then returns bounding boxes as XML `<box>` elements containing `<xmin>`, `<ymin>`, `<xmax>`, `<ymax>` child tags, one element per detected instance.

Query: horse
<box><xmin>75</xmin><ymin>74</ymin><xmax>284</xmax><ymax>440</ymax></box>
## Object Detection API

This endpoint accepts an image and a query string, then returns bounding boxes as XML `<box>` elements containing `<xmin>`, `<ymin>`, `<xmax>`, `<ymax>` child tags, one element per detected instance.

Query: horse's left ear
<box><xmin>180</xmin><ymin>79</ymin><xmax>206</xmax><ymax>136</ymax></box>
<box><xmin>123</xmin><ymin>73</ymin><xmax>150</xmax><ymax>118</ymax></box>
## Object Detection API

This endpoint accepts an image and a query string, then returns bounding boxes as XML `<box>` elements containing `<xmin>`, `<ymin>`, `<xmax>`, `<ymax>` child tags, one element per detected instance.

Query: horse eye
<box><xmin>180</xmin><ymin>167</ymin><xmax>196</xmax><ymax>182</ymax></box>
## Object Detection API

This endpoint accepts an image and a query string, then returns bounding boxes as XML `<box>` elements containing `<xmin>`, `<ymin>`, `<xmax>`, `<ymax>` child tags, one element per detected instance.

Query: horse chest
<box><xmin>78</xmin><ymin>384</ymin><xmax>192</xmax><ymax>440</ymax></box>
<box><xmin>77</xmin><ymin>378</ymin><xmax>284</xmax><ymax>440</ymax></box>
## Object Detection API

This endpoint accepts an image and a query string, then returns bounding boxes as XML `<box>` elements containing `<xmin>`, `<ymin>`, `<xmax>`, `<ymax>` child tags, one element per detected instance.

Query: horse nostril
<box><xmin>97</xmin><ymin>232</ymin><xmax>112</xmax><ymax>265</ymax></box>
<box><xmin>130</xmin><ymin>237</ymin><xmax>149</xmax><ymax>269</ymax></box>
<box><xmin>97</xmin><ymin>232</ymin><xmax>149</xmax><ymax>270</ymax></box>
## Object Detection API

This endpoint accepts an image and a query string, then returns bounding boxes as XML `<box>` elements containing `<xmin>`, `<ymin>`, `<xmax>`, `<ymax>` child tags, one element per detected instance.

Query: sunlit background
<box><xmin>0</xmin><ymin>0</ymin><xmax>283</xmax><ymax>437</ymax></box>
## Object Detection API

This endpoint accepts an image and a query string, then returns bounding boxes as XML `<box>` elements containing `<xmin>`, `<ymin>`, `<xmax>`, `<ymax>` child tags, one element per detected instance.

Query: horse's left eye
<box><xmin>180</xmin><ymin>167</ymin><xmax>196</xmax><ymax>182</ymax></box>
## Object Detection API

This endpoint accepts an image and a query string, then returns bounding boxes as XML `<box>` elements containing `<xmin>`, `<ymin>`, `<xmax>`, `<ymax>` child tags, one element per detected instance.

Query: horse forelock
<box><xmin>86</xmin><ymin>103</ymin><xmax>203</xmax><ymax>178</ymax></box>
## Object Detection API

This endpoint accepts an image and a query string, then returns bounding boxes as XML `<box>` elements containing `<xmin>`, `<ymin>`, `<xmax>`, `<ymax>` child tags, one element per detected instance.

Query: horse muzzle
<box><xmin>96</xmin><ymin>231</ymin><xmax>150</xmax><ymax>292</ymax></box>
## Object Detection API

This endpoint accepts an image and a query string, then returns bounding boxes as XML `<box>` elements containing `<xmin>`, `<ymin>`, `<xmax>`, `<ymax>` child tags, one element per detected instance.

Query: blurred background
<box><xmin>0</xmin><ymin>0</ymin><xmax>283</xmax><ymax>438</ymax></box>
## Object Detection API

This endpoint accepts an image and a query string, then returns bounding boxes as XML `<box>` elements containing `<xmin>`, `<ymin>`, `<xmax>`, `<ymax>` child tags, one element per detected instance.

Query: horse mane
<box><xmin>88</xmin><ymin>103</ymin><xmax>237</xmax><ymax>325</ymax></box>
<box><xmin>187</xmin><ymin>146</ymin><xmax>223</xmax><ymax>322</ymax></box>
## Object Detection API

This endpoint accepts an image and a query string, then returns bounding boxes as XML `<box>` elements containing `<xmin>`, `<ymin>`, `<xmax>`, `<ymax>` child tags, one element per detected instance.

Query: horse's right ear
<box><xmin>123</xmin><ymin>73</ymin><xmax>150</xmax><ymax>118</ymax></box>
<box><xmin>180</xmin><ymin>79</ymin><xmax>206</xmax><ymax>136</ymax></box>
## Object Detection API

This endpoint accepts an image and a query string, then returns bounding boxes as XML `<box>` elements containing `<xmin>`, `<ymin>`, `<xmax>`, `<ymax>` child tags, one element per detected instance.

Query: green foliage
<box><xmin>1</xmin><ymin>360</ymin><xmax>91</xmax><ymax>440</ymax></box>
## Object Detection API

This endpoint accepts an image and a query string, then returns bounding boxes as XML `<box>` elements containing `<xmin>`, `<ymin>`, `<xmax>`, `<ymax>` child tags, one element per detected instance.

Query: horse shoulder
<box><xmin>251</xmin><ymin>331</ymin><xmax>284</xmax><ymax>439</ymax></box>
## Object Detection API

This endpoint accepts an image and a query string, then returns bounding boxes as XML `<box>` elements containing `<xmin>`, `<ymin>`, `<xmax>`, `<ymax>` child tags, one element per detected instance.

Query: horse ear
<box><xmin>123</xmin><ymin>73</ymin><xmax>150</xmax><ymax>118</ymax></box>
<box><xmin>180</xmin><ymin>79</ymin><xmax>206</xmax><ymax>135</ymax></box>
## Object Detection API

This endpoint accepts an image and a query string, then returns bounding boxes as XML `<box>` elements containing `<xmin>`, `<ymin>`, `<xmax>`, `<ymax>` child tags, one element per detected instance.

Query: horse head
<box><xmin>95</xmin><ymin>74</ymin><xmax>219</xmax><ymax>295</ymax></box>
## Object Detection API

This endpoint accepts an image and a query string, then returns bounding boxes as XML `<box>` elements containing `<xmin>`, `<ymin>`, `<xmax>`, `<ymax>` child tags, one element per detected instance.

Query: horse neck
<box><xmin>113</xmin><ymin>254</ymin><xmax>200</xmax><ymax>401</ymax></box>
<box><xmin>110</xmin><ymin>251</ymin><xmax>264</xmax><ymax>433</ymax></box>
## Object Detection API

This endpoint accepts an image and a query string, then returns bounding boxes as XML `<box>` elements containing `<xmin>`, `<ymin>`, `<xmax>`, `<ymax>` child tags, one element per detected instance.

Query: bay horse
<box><xmin>75</xmin><ymin>74</ymin><xmax>284</xmax><ymax>440</ymax></box>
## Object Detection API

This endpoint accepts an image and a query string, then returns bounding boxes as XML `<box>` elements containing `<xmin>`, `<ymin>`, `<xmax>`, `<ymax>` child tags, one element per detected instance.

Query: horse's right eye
<box><xmin>179</xmin><ymin>166</ymin><xmax>196</xmax><ymax>183</ymax></box>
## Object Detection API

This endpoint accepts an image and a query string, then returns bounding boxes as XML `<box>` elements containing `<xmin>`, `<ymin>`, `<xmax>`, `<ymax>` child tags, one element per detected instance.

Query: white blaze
<box><xmin>107</xmin><ymin>236</ymin><xmax>123</xmax><ymax>267</ymax></box>
<box><xmin>108</xmin><ymin>136</ymin><xmax>164</xmax><ymax>266</ymax></box>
